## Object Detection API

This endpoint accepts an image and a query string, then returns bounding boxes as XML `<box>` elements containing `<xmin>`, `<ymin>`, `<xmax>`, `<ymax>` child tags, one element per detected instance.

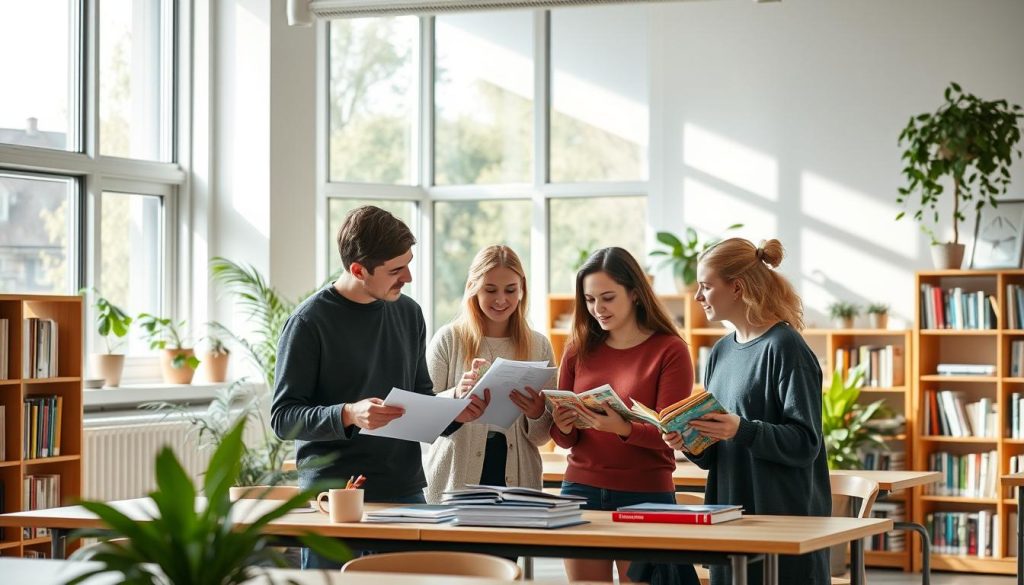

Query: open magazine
<box><xmin>542</xmin><ymin>385</ymin><xmax>726</xmax><ymax>455</ymax></box>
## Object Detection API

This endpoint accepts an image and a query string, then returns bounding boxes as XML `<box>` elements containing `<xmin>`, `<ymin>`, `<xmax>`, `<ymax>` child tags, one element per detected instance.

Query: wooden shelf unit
<box><xmin>546</xmin><ymin>293</ymin><xmax>915</xmax><ymax>570</ymax></box>
<box><xmin>0</xmin><ymin>294</ymin><xmax>83</xmax><ymax>558</ymax></box>
<box><xmin>912</xmin><ymin>270</ymin><xmax>1024</xmax><ymax>575</ymax></box>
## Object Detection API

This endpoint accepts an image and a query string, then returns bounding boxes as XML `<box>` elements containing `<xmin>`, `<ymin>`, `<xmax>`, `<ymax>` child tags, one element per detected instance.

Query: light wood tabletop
<box><xmin>828</xmin><ymin>469</ymin><xmax>941</xmax><ymax>492</ymax></box>
<box><xmin>1000</xmin><ymin>471</ymin><xmax>1024</xmax><ymax>487</ymax></box>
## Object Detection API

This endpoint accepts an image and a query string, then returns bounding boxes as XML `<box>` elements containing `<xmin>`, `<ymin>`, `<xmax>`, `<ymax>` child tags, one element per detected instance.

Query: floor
<box><xmin>528</xmin><ymin>557</ymin><xmax>1017</xmax><ymax>584</ymax></box>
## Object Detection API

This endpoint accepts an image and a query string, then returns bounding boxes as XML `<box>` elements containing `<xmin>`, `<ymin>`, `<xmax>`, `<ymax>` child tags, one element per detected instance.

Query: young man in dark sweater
<box><xmin>270</xmin><ymin>206</ymin><xmax>488</xmax><ymax>569</ymax></box>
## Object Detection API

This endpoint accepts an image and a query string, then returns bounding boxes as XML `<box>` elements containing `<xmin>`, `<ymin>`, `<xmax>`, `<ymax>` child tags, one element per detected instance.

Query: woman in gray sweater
<box><xmin>424</xmin><ymin>245</ymin><xmax>555</xmax><ymax>504</ymax></box>
<box><xmin>664</xmin><ymin>238</ymin><xmax>831</xmax><ymax>585</ymax></box>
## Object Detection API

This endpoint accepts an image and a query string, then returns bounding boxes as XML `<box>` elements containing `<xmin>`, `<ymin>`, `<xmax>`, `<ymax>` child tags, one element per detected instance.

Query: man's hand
<box><xmin>455</xmin><ymin>388</ymin><xmax>491</xmax><ymax>423</ymax></box>
<box><xmin>575</xmin><ymin>400</ymin><xmax>632</xmax><ymax>438</ymax></box>
<box><xmin>552</xmin><ymin>405</ymin><xmax>579</xmax><ymax>435</ymax></box>
<box><xmin>455</xmin><ymin>358</ymin><xmax>489</xmax><ymax>398</ymax></box>
<box><xmin>342</xmin><ymin>398</ymin><xmax>405</xmax><ymax>430</ymax></box>
<box><xmin>687</xmin><ymin>412</ymin><xmax>741</xmax><ymax>440</ymax></box>
<box><xmin>510</xmin><ymin>386</ymin><xmax>546</xmax><ymax>419</ymax></box>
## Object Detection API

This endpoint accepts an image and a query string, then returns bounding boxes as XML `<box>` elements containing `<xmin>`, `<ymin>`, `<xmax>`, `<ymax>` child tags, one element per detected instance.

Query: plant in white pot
<box><xmin>897</xmin><ymin>82</ymin><xmax>1023</xmax><ymax>269</ymax></box>
<box><xmin>81</xmin><ymin>289</ymin><xmax>132</xmax><ymax>387</ymax></box>
<box><xmin>138</xmin><ymin>313</ymin><xmax>200</xmax><ymax>384</ymax></box>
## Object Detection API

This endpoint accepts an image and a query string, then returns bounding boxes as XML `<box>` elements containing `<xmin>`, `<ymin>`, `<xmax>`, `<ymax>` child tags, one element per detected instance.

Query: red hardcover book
<box><xmin>612</xmin><ymin>504</ymin><xmax>742</xmax><ymax>525</ymax></box>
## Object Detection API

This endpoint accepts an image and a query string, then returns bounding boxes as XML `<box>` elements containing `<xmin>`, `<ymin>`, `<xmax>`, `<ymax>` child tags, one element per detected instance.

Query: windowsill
<box><xmin>84</xmin><ymin>382</ymin><xmax>232</xmax><ymax>410</ymax></box>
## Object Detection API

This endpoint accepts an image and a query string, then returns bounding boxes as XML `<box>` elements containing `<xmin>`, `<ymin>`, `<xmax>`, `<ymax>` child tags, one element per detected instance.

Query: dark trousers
<box><xmin>479</xmin><ymin>431</ymin><xmax>508</xmax><ymax>487</ymax></box>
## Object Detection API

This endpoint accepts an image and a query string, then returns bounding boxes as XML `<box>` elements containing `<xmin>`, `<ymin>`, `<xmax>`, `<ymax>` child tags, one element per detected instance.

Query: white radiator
<box><xmin>84</xmin><ymin>413</ymin><xmax>267</xmax><ymax>501</ymax></box>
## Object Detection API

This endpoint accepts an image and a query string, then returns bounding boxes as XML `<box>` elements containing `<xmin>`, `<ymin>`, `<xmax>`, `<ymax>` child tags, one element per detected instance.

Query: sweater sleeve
<box><xmin>732</xmin><ymin>365</ymin><xmax>824</xmax><ymax>467</ymax></box>
<box><xmin>624</xmin><ymin>338</ymin><xmax>694</xmax><ymax>450</ymax></box>
<box><xmin>523</xmin><ymin>334</ymin><xmax>555</xmax><ymax>446</ymax></box>
<box><xmin>549</xmin><ymin>348</ymin><xmax>580</xmax><ymax>448</ymax></box>
<box><xmin>427</xmin><ymin>325</ymin><xmax>458</xmax><ymax>396</ymax></box>
<box><xmin>270</xmin><ymin>315</ymin><xmax>349</xmax><ymax>441</ymax></box>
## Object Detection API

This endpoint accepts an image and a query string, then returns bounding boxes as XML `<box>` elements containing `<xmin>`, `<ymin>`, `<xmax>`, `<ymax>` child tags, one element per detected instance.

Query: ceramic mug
<box><xmin>316</xmin><ymin>488</ymin><xmax>364</xmax><ymax>523</ymax></box>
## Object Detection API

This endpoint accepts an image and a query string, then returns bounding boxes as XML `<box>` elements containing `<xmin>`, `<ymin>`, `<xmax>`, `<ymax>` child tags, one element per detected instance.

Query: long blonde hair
<box><xmin>698</xmin><ymin>238</ymin><xmax>805</xmax><ymax>331</ymax></box>
<box><xmin>569</xmin><ymin>247</ymin><xmax>683</xmax><ymax>364</ymax></box>
<box><xmin>451</xmin><ymin>245</ymin><xmax>532</xmax><ymax>369</ymax></box>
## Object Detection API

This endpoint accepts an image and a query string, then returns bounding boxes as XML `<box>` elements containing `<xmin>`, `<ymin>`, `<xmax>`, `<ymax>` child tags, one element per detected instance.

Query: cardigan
<box><xmin>424</xmin><ymin>324</ymin><xmax>555</xmax><ymax>504</ymax></box>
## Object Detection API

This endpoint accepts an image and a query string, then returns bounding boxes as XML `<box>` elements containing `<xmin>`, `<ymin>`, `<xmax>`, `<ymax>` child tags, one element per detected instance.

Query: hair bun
<box><xmin>758</xmin><ymin>239</ymin><xmax>784</xmax><ymax>269</ymax></box>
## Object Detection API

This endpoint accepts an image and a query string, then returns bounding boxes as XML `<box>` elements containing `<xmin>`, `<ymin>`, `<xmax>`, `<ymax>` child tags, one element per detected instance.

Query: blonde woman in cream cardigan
<box><xmin>425</xmin><ymin>245</ymin><xmax>555</xmax><ymax>504</ymax></box>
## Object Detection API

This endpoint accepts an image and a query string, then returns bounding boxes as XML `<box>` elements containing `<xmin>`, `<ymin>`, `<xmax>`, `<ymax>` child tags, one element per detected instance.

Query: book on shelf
<box><xmin>926</xmin><ymin>450</ymin><xmax>997</xmax><ymax>498</ymax></box>
<box><xmin>834</xmin><ymin>345</ymin><xmax>905</xmax><ymax>387</ymax></box>
<box><xmin>22</xmin><ymin>473</ymin><xmax>60</xmax><ymax>539</ymax></box>
<box><xmin>542</xmin><ymin>386</ymin><xmax>726</xmax><ymax>455</ymax></box>
<box><xmin>0</xmin><ymin>317</ymin><xmax>8</xmax><ymax>379</ymax></box>
<box><xmin>935</xmin><ymin>363</ymin><xmax>996</xmax><ymax>376</ymax></box>
<box><xmin>866</xmin><ymin>501</ymin><xmax>906</xmax><ymax>552</ymax></box>
<box><xmin>363</xmin><ymin>504</ymin><xmax>457</xmax><ymax>524</ymax></box>
<box><xmin>22</xmin><ymin>318</ymin><xmax>59</xmax><ymax>379</ymax></box>
<box><xmin>926</xmin><ymin>509</ymin><xmax>998</xmax><ymax>557</ymax></box>
<box><xmin>0</xmin><ymin>404</ymin><xmax>5</xmax><ymax>461</ymax></box>
<box><xmin>1007</xmin><ymin>284</ymin><xmax>1024</xmax><ymax>329</ymax></box>
<box><xmin>612</xmin><ymin>503</ymin><xmax>742</xmax><ymax>525</ymax></box>
<box><xmin>860</xmin><ymin>449</ymin><xmax>905</xmax><ymax>471</ymax></box>
<box><xmin>919</xmin><ymin>284</ymin><xmax>996</xmax><ymax>330</ymax></box>
<box><xmin>923</xmin><ymin>390</ymin><xmax>996</xmax><ymax>438</ymax></box>
<box><xmin>22</xmin><ymin>395</ymin><xmax>62</xmax><ymax>459</ymax></box>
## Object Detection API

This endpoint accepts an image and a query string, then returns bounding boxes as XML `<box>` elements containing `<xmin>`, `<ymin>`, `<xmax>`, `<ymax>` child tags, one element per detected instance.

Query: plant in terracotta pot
<box><xmin>650</xmin><ymin>223</ymin><xmax>743</xmax><ymax>293</ymax></box>
<box><xmin>137</xmin><ymin>313</ymin><xmax>200</xmax><ymax>384</ymax></box>
<box><xmin>827</xmin><ymin>301</ymin><xmax>860</xmax><ymax>329</ymax></box>
<box><xmin>897</xmin><ymin>82</ymin><xmax>1023</xmax><ymax>269</ymax></box>
<box><xmin>866</xmin><ymin>303</ymin><xmax>890</xmax><ymax>330</ymax></box>
<box><xmin>199</xmin><ymin>324</ymin><xmax>231</xmax><ymax>383</ymax></box>
<box><xmin>80</xmin><ymin>289</ymin><xmax>132</xmax><ymax>387</ymax></box>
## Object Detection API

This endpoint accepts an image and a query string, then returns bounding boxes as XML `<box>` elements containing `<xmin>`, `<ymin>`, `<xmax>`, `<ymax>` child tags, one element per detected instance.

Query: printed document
<box><xmin>362</xmin><ymin>388</ymin><xmax>467</xmax><ymax>443</ymax></box>
<box><xmin>468</xmin><ymin>357</ymin><xmax>557</xmax><ymax>429</ymax></box>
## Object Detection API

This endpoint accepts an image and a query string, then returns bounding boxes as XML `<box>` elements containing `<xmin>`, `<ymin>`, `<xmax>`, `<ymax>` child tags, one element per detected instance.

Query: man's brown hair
<box><xmin>336</xmin><ymin>206</ymin><xmax>416</xmax><ymax>274</ymax></box>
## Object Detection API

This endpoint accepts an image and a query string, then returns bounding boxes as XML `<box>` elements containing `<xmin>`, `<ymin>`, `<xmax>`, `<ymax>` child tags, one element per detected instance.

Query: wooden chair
<box><xmin>829</xmin><ymin>474</ymin><xmax>880</xmax><ymax>585</ymax></box>
<box><xmin>674</xmin><ymin>491</ymin><xmax>705</xmax><ymax>505</ymax></box>
<box><xmin>340</xmin><ymin>551</ymin><xmax>522</xmax><ymax>580</ymax></box>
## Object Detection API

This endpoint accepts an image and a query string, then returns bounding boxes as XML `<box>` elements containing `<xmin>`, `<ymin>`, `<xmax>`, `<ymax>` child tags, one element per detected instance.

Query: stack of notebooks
<box><xmin>364</xmin><ymin>504</ymin><xmax>458</xmax><ymax>524</ymax></box>
<box><xmin>612</xmin><ymin>503</ymin><xmax>743</xmax><ymax>525</ymax></box>
<box><xmin>441</xmin><ymin>484</ymin><xmax>588</xmax><ymax>529</ymax></box>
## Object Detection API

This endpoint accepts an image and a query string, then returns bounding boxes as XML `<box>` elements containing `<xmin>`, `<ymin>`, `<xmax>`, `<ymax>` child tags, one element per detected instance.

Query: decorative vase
<box><xmin>930</xmin><ymin>243</ymin><xmax>965</xmax><ymax>270</ymax></box>
<box><xmin>201</xmin><ymin>351</ymin><xmax>230</xmax><ymax>383</ymax></box>
<box><xmin>161</xmin><ymin>348</ymin><xmax>197</xmax><ymax>384</ymax></box>
<box><xmin>834</xmin><ymin>317</ymin><xmax>855</xmax><ymax>330</ymax></box>
<box><xmin>90</xmin><ymin>354</ymin><xmax>125</xmax><ymax>387</ymax></box>
<box><xmin>869</xmin><ymin>313</ymin><xmax>889</xmax><ymax>330</ymax></box>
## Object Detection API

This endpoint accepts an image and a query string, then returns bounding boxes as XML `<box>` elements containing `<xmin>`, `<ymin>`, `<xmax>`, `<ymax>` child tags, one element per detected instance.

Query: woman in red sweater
<box><xmin>550</xmin><ymin>247</ymin><xmax>695</xmax><ymax>583</ymax></box>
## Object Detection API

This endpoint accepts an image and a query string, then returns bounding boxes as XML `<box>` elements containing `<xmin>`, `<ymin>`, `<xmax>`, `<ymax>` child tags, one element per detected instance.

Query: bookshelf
<box><xmin>546</xmin><ymin>292</ymin><xmax>914</xmax><ymax>569</ymax></box>
<box><xmin>912</xmin><ymin>270</ymin><xmax>1023</xmax><ymax>575</ymax></box>
<box><xmin>0</xmin><ymin>294</ymin><xmax>82</xmax><ymax>559</ymax></box>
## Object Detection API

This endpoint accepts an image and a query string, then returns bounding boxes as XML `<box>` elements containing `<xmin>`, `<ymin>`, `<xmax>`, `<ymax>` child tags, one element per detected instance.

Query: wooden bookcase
<box><xmin>547</xmin><ymin>292</ymin><xmax>915</xmax><ymax>570</ymax></box>
<box><xmin>912</xmin><ymin>270</ymin><xmax>1020</xmax><ymax>575</ymax></box>
<box><xmin>0</xmin><ymin>294</ymin><xmax>83</xmax><ymax>559</ymax></box>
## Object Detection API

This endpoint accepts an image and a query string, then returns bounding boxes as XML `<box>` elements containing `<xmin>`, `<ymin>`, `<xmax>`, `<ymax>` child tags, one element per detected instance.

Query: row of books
<box><xmin>925</xmin><ymin>450</ymin><xmax>998</xmax><ymax>498</ymax></box>
<box><xmin>24</xmin><ymin>395</ymin><xmax>63</xmax><ymax>459</ymax></box>
<box><xmin>24</xmin><ymin>318</ymin><xmax>59</xmax><ymax>379</ymax></box>
<box><xmin>925</xmin><ymin>510</ymin><xmax>999</xmax><ymax>557</ymax></box>
<box><xmin>833</xmin><ymin>345</ymin><xmax>905</xmax><ymax>387</ymax></box>
<box><xmin>1011</xmin><ymin>342</ymin><xmax>1024</xmax><ymax>377</ymax></box>
<box><xmin>1007</xmin><ymin>393</ymin><xmax>1024</xmax><ymax>439</ymax></box>
<box><xmin>922</xmin><ymin>390</ymin><xmax>997</xmax><ymax>438</ymax></box>
<box><xmin>0</xmin><ymin>318</ymin><xmax>8</xmax><ymax>379</ymax></box>
<box><xmin>1005</xmin><ymin>284</ymin><xmax>1024</xmax><ymax>329</ymax></box>
<box><xmin>864</xmin><ymin>501</ymin><xmax>905</xmax><ymax>552</ymax></box>
<box><xmin>23</xmin><ymin>473</ymin><xmax>60</xmax><ymax>539</ymax></box>
<box><xmin>860</xmin><ymin>450</ymin><xmax>905</xmax><ymax>471</ymax></box>
<box><xmin>0</xmin><ymin>404</ymin><xmax>5</xmax><ymax>461</ymax></box>
<box><xmin>919</xmin><ymin>284</ymin><xmax>996</xmax><ymax>330</ymax></box>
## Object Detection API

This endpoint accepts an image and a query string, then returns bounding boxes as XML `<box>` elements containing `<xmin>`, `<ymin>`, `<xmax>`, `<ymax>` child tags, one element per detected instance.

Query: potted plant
<box><xmin>649</xmin><ymin>224</ymin><xmax>743</xmax><ymax>293</ymax></box>
<box><xmin>866</xmin><ymin>303</ymin><xmax>890</xmax><ymax>330</ymax></box>
<box><xmin>896</xmin><ymin>82</ymin><xmax>1023</xmax><ymax>269</ymax></box>
<box><xmin>81</xmin><ymin>289</ymin><xmax>132</xmax><ymax>387</ymax></box>
<box><xmin>67</xmin><ymin>419</ymin><xmax>350</xmax><ymax>584</ymax></box>
<box><xmin>827</xmin><ymin>301</ymin><xmax>860</xmax><ymax>329</ymax></box>
<box><xmin>137</xmin><ymin>313</ymin><xmax>200</xmax><ymax>384</ymax></box>
<box><xmin>199</xmin><ymin>324</ymin><xmax>231</xmax><ymax>383</ymax></box>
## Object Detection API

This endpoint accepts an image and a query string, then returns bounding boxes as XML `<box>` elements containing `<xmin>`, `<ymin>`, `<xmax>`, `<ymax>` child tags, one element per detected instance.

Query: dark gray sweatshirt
<box><xmin>687</xmin><ymin>322</ymin><xmax>832</xmax><ymax>585</ymax></box>
<box><xmin>270</xmin><ymin>286</ymin><xmax>435</xmax><ymax>501</ymax></box>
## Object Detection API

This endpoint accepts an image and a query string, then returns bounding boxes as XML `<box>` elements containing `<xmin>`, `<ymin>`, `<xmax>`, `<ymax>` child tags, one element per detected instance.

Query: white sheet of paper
<box><xmin>468</xmin><ymin>357</ymin><xmax>557</xmax><ymax>429</ymax></box>
<box><xmin>361</xmin><ymin>388</ymin><xmax>468</xmax><ymax>443</ymax></box>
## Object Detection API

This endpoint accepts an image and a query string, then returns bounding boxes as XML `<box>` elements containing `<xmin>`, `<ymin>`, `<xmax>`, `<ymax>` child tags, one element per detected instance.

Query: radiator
<box><xmin>84</xmin><ymin>413</ymin><xmax>268</xmax><ymax>501</ymax></box>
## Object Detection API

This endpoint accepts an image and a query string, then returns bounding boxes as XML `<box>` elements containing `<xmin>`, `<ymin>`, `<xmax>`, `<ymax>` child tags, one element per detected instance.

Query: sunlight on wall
<box><xmin>230</xmin><ymin>3</ymin><xmax>269</xmax><ymax>239</ymax></box>
<box><xmin>551</xmin><ymin>73</ymin><xmax>647</xmax><ymax>146</ymax></box>
<box><xmin>681</xmin><ymin>177</ymin><xmax>777</xmax><ymax>241</ymax></box>
<box><xmin>800</xmin><ymin>171</ymin><xmax>917</xmax><ymax>258</ymax></box>
<box><xmin>683</xmin><ymin>123</ymin><xmax>778</xmax><ymax>202</ymax></box>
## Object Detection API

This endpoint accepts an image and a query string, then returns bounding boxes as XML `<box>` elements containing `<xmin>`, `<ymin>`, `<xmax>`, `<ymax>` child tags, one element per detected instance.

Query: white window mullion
<box><xmin>316</xmin><ymin>18</ymin><xmax>330</xmax><ymax>284</ymax></box>
<box><xmin>418</xmin><ymin>15</ymin><xmax>435</xmax><ymax>328</ymax></box>
<box><xmin>531</xmin><ymin>9</ymin><xmax>550</xmax><ymax>330</ymax></box>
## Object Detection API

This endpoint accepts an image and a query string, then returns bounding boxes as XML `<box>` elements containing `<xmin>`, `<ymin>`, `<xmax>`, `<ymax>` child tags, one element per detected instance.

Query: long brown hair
<box><xmin>568</xmin><ymin>247</ymin><xmax>682</xmax><ymax>364</ymax></box>
<box><xmin>698</xmin><ymin>237</ymin><xmax>805</xmax><ymax>330</ymax></box>
<box><xmin>451</xmin><ymin>245</ymin><xmax>532</xmax><ymax>369</ymax></box>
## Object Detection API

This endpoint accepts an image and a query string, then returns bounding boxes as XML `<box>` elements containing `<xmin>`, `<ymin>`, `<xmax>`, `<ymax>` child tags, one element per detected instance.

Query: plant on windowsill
<box><xmin>827</xmin><ymin>301</ymin><xmax>860</xmax><ymax>330</ymax></box>
<box><xmin>649</xmin><ymin>223</ymin><xmax>743</xmax><ymax>293</ymax></box>
<box><xmin>137</xmin><ymin>313</ymin><xmax>200</xmax><ymax>385</ymax></box>
<box><xmin>866</xmin><ymin>303</ymin><xmax>890</xmax><ymax>330</ymax></box>
<box><xmin>198</xmin><ymin>325</ymin><xmax>231</xmax><ymax>384</ymax></box>
<box><xmin>67</xmin><ymin>418</ymin><xmax>350</xmax><ymax>585</ymax></box>
<box><xmin>896</xmin><ymin>82</ymin><xmax>1023</xmax><ymax>269</ymax></box>
<box><xmin>80</xmin><ymin>288</ymin><xmax>132</xmax><ymax>388</ymax></box>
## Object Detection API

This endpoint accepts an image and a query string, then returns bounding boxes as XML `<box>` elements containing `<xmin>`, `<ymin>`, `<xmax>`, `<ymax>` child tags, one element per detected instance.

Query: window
<box><xmin>0</xmin><ymin>1</ymin><xmax>77</xmax><ymax>151</ymax></box>
<box><xmin>0</xmin><ymin>172</ymin><xmax>76</xmax><ymax>294</ymax></box>
<box><xmin>433</xmin><ymin>200</ymin><xmax>531</xmax><ymax>328</ymax></box>
<box><xmin>327</xmin><ymin>199</ymin><xmax>418</xmax><ymax>276</ymax></box>
<box><xmin>328</xmin><ymin>17</ymin><xmax>419</xmax><ymax>184</ymax></box>
<box><xmin>434</xmin><ymin>13</ymin><xmax>534</xmax><ymax>186</ymax></box>
<box><xmin>549</xmin><ymin>196</ymin><xmax>647</xmax><ymax>294</ymax></box>
<box><xmin>99</xmin><ymin>0</ymin><xmax>174</xmax><ymax>161</ymax></box>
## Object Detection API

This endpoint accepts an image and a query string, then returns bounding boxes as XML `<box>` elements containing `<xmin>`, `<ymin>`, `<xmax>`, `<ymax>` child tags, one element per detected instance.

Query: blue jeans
<box><xmin>560</xmin><ymin>480</ymin><xmax>675</xmax><ymax>511</ymax></box>
<box><xmin>301</xmin><ymin>490</ymin><xmax>427</xmax><ymax>570</ymax></box>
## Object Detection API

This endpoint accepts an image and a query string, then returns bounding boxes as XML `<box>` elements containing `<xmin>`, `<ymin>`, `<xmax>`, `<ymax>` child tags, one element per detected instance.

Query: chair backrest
<box><xmin>340</xmin><ymin>551</ymin><xmax>522</xmax><ymax>580</ymax></box>
<box><xmin>829</xmin><ymin>474</ymin><xmax>879</xmax><ymax>518</ymax></box>
<box><xmin>674</xmin><ymin>491</ymin><xmax>706</xmax><ymax>505</ymax></box>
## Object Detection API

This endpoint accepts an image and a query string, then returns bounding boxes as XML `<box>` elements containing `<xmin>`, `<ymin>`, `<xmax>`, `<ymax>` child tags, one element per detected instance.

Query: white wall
<box><xmin>649</xmin><ymin>0</ymin><xmax>1024</xmax><ymax>327</ymax></box>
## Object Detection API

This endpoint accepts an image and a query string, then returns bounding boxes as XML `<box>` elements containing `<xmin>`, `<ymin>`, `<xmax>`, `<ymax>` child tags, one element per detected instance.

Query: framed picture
<box><xmin>970</xmin><ymin>199</ymin><xmax>1024</xmax><ymax>269</ymax></box>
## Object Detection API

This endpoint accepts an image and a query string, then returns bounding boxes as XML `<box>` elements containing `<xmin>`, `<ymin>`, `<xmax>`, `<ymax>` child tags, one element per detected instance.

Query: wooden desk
<box><xmin>1001</xmin><ymin>472</ymin><xmax>1024</xmax><ymax>585</ymax></box>
<box><xmin>541</xmin><ymin>457</ymin><xmax>709</xmax><ymax>488</ymax></box>
<box><xmin>0</xmin><ymin>499</ymin><xmax>891</xmax><ymax>585</ymax></box>
<box><xmin>828</xmin><ymin>470</ymin><xmax>941</xmax><ymax>493</ymax></box>
<box><xmin>0</xmin><ymin>557</ymin><xmax>518</xmax><ymax>585</ymax></box>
